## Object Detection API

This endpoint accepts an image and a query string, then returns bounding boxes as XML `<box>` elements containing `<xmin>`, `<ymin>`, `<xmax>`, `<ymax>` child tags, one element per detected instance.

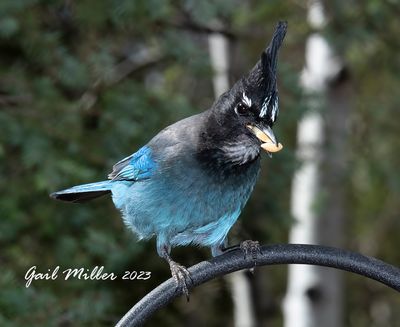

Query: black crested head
<box><xmin>200</xmin><ymin>21</ymin><xmax>287</xmax><ymax>171</ymax></box>
<box><xmin>244</xmin><ymin>20</ymin><xmax>287</xmax><ymax>126</ymax></box>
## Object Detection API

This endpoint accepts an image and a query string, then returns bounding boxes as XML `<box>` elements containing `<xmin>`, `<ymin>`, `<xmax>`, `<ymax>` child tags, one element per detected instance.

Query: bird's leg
<box><xmin>212</xmin><ymin>239</ymin><xmax>261</xmax><ymax>273</ymax></box>
<box><xmin>159</xmin><ymin>245</ymin><xmax>192</xmax><ymax>301</ymax></box>
<box><xmin>211</xmin><ymin>238</ymin><xmax>229</xmax><ymax>257</ymax></box>
<box><xmin>219</xmin><ymin>239</ymin><xmax>262</xmax><ymax>261</ymax></box>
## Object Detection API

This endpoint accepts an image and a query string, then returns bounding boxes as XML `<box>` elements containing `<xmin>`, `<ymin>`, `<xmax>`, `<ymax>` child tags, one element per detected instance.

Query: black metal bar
<box><xmin>115</xmin><ymin>244</ymin><xmax>400</xmax><ymax>327</ymax></box>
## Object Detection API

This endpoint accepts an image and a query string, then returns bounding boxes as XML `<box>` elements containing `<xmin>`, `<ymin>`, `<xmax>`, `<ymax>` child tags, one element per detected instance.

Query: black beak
<box><xmin>257</xmin><ymin>124</ymin><xmax>277</xmax><ymax>145</ymax></box>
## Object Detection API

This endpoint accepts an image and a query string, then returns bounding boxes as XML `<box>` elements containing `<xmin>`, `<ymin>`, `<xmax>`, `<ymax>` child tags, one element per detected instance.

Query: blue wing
<box><xmin>108</xmin><ymin>146</ymin><xmax>156</xmax><ymax>181</ymax></box>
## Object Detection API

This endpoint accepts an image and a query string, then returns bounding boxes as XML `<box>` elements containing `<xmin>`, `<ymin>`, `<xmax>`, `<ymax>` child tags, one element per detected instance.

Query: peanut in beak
<box><xmin>261</xmin><ymin>142</ymin><xmax>283</xmax><ymax>153</ymax></box>
<box><xmin>247</xmin><ymin>125</ymin><xmax>283</xmax><ymax>153</ymax></box>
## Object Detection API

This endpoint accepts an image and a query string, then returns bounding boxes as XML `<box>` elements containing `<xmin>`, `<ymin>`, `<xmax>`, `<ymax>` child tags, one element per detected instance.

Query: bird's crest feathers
<box><xmin>244</xmin><ymin>21</ymin><xmax>287</xmax><ymax>124</ymax></box>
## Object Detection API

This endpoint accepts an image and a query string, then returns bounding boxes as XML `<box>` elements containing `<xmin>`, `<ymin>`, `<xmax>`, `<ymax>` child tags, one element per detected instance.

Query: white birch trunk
<box><xmin>208</xmin><ymin>32</ymin><xmax>255</xmax><ymax>327</ymax></box>
<box><xmin>283</xmin><ymin>1</ymin><xmax>348</xmax><ymax>326</ymax></box>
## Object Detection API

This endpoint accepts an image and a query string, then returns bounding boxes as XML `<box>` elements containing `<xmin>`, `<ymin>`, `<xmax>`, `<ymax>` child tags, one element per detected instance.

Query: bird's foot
<box><xmin>168</xmin><ymin>260</ymin><xmax>192</xmax><ymax>301</ymax></box>
<box><xmin>240</xmin><ymin>240</ymin><xmax>262</xmax><ymax>266</ymax></box>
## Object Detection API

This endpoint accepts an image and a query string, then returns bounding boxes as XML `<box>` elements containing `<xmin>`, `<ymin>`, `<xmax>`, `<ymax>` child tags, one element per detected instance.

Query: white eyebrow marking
<box><xmin>242</xmin><ymin>92</ymin><xmax>252</xmax><ymax>107</ymax></box>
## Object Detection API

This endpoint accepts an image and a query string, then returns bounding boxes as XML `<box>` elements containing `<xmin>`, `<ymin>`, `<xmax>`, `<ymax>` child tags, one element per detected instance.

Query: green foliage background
<box><xmin>0</xmin><ymin>0</ymin><xmax>399</xmax><ymax>326</ymax></box>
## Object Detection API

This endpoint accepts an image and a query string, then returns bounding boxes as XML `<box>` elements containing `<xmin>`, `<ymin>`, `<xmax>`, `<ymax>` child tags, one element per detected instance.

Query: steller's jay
<box><xmin>51</xmin><ymin>21</ymin><xmax>287</xmax><ymax>297</ymax></box>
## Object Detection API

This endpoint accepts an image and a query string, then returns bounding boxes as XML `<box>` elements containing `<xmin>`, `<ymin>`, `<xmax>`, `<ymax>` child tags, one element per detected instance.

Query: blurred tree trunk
<box><xmin>283</xmin><ymin>1</ymin><xmax>350</xmax><ymax>326</ymax></box>
<box><xmin>208</xmin><ymin>31</ymin><xmax>255</xmax><ymax>327</ymax></box>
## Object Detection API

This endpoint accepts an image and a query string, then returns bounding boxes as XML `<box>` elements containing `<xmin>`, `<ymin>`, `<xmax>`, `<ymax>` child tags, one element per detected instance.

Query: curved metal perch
<box><xmin>115</xmin><ymin>244</ymin><xmax>400</xmax><ymax>327</ymax></box>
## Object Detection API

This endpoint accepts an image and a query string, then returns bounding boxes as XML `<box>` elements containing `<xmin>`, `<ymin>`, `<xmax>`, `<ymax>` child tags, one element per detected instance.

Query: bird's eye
<box><xmin>235</xmin><ymin>102</ymin><xmax>248</xmax><ymax>115</ymax></box>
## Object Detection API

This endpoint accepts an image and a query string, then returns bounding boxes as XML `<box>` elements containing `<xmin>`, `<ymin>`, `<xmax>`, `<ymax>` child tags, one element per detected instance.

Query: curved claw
<box><xmin>169</xmin><ymin>261</ymin><xmax>192</xmax><ymax>301</ymax></box>
<box><xmin>240</xmin><ymin>240</ymin><xmax>262</xmax><ymax>265</ymax></box>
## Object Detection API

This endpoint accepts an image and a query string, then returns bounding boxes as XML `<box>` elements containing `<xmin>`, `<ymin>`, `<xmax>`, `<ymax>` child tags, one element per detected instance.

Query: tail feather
<box><xmin>50</xmin><ymin>181</ymin><xmax>112</xmax><ymax>203</ymax></box>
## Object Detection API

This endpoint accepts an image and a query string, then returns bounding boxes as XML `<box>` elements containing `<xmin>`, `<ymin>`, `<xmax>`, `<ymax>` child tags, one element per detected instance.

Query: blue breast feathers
<box><xmin>170</xmin><ymin>207</ymin><xmax>242</xmax><ymax>247</ymax></box>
